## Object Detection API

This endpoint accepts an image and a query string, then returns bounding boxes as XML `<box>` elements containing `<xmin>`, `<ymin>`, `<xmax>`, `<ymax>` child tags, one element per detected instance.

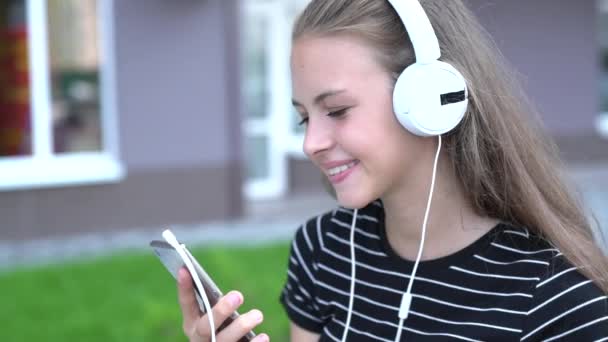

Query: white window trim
<box><xmin>0</xmin><ymin>0</ymin><xmax>124</xmax><ymax>191</ymax></box>
<box><xmin>286</xmin><ymin>134</ymin><xmax>305</xmax><ymax>158</ymax></box>
<box><xmin>0</xmin><ymin>153</ymin><xmax>124</xmax><ymax>191</ymax></box>
<box><xmin>598</xmin><ymin>113</ymin><xmax>608</xmax><ymax>138</ymax></box>
<box><xmin>243</xmin><ymin>0</ymin><xmax>290</xmax><ymax>200</ymax></box>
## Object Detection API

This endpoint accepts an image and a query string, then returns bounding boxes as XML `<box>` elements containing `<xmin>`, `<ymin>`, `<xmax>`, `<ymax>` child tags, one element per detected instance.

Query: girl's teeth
<box><xmin>328</xmin><ymin>161</ymin><xmax>357</xmax><ymax>176</ymax></box>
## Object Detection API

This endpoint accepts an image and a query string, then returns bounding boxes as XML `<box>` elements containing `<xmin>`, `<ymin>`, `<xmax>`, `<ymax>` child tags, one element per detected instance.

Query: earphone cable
<box><xmin>341</xmin><ymin>208</ymin><xmax>358</xmax><ymax>342</ymax></box>
<box><xmin>163</xmin><ymin>230</ymin><xmax>217</xmax><ymax>342</ymax></box>
<box><xmin>341</xmin><ymin>136</ymin><xmax>442</xmax><ymax>341</ymax></box>
<box><xmin>394</xmin><ymin>135</ymin><xmax>442</xmax><ymax>341</ymax></box>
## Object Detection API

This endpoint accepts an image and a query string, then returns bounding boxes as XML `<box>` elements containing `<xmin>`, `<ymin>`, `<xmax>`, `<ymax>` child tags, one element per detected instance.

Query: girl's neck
<box><xmin>381</xmin><ymin>155</ymin><xmax>499</xmax><ymax>262</ymax></box>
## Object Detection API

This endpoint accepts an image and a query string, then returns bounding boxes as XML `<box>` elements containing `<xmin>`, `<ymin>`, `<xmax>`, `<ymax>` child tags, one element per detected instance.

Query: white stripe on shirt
<box><xmin>474</xmin><ymin>254</ymin><xmax>549</xmax><ymax>266</ymax></box>
<box><xmin>302</xmin><ymin>224</ymin><xmax>313</xmax><ymax>251</ymax></box>
<box><xmin>450</xmin><ymin>266</ymin><xmax>541</xmax><ymax>281</ymax></box>
<box><xmin>528</xmin><ymin>280</ymin><xmax>593</xmax><ymax>315</ymax></box>
<box><xmin>543</xmin><ymin>315</ymin><xmax>608</xmax><ymax>342</ymax></box>
<box><xmin>330</xmin><ymin>218</ymin><xmax>381</xmax><ymax>240</ymax></box>
<box><xmin>412</xmin><ymin>294</ymin><xmax>527</xmax><ymax>315</ymax></box>
<box><xmin>522</xmin><ymin>296</ymin><xmax>607</xmax><ymax>340</ymax></box>
<box><xmin>491</xmin><ymin>242</ymin><xmax>558</xmax><ymax>255</ymax></box>
<box><xmin>502</xmin><ymin>229</ymin><xmax>529</xmax><ymax>238</ymax></box>
<box><xmin>536</xmin><ymin>266</ymin><xmax>578</xmax><ymax>288</ymax></box>
<box><xmin>284</xmin><ymin>296</ymin><xmax>323</xmax><ymax>323</ymax></box>
<box><xmin>326</xmin><ymin>232</ymin><xmax>387</xmax><ymax>256</ymax></box>
<box><xmin>316</xmin><ymin>215</ymin><xmax>325</xmax><ymax>249</ymax></box>
<box><xmin>292</xmin><ymin>240</ymin><xmax>316</xmax><ymax>282</ymax></box>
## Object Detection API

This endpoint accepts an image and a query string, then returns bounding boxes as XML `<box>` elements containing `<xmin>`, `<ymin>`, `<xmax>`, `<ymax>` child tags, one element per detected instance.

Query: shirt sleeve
<box><xmin>280</xmin><ymin>215</ymin><xmax>326</xmax><ymax>333</ymax></box>
<box><xmin>521</xmin><ymin>255</ymin><xmax>608</xmax><ymax>341</ymax></box>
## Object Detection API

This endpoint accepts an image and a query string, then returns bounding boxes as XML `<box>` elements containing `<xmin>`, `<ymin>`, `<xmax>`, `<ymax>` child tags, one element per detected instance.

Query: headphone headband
<box><xmin>386</xmin><ymin>0</ymin><xmax>440</xmax><ymax>64</ymax></box>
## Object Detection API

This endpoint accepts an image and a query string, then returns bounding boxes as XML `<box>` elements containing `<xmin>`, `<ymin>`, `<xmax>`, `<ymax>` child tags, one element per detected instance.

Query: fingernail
<box><xmin>177</xmin><ymin>268</ymin><xmax>186</xmax><ymax>283</ymax></box>
<box><xmin>227</xmin><ymin>292</ymin><xmax>242</xmax><ymax>307</ymax></box>
<box><xmin>252</xmin><ymin>310</ymin><xmax>263</xmax><ymax>323</ymax></box>
<box><xmin>259</xmin><ymin>333</ymin><xmax>269</xmax><ymax>342</ymax></box>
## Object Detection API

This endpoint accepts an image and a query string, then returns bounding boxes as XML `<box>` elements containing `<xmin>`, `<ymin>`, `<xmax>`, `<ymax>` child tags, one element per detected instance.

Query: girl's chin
<box><xmin>335</xmin><ymin>189</ymin><xmax>375</xmax><ymax>210</ymax></box>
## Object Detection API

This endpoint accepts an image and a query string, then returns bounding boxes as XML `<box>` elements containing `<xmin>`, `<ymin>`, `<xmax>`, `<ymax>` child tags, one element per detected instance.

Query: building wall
<box><xmin>1</xmin><ymin>0</ymin><xmax>602</xmax><ymax>240</ymax></box>
<box><xmin>0</xmin><ymin>0</ymin><xmax>243</xmax><ymax>241</ymax></box>
<box><xmin>467</xmin><ymin>0</ymin><xmax>598</xmax><ymax>136</ymax></box>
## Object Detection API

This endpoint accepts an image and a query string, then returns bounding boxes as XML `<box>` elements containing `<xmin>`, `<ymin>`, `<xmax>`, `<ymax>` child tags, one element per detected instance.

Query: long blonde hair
<box><xmin>293</xmin><ymin>0</ymin><xmax>608</xmax><ymax>292</ymax></box>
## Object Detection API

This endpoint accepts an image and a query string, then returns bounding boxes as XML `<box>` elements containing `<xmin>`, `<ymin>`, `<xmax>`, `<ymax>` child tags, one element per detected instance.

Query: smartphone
<box><xmin>150</xmin><ymin>236</ymin><xmax>256</xmax><ymax>341</ymax></box>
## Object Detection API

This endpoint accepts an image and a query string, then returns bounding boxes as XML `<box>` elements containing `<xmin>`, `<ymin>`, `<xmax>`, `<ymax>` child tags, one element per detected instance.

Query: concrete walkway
<box><xmin>1</xmin><ymin>163</ymin><xmax>607</xmax><ymax>270</ymax></box>
<box><xmin>0</xmin><ymin>193</ymin><xmax>337</xmax><ymax>270</ymax></box>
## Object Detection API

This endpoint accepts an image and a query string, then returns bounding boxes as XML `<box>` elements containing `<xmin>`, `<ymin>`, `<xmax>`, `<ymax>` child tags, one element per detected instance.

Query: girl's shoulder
<box><xmin>490</xmin><ymin>223</ymin><xmax>603</xmax><ymax>292</ymax></box>
<box><xmin>520</xmin><ymin>250</ymin><xmax>608</xmax><ymax>339</ymax></box>
<box><xmin>493</xmin><ymin>224</ymin><xmax>608</xmax><ymax>339</ymax></box>
<box><xmin>437</xmin><ymin>222</ymin><xmax>608</xmax><ymax>339</ymax></box>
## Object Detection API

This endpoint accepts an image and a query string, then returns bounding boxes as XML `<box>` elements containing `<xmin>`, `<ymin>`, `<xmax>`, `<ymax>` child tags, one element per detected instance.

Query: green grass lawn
<box><xmin>0</xmin><ymin>242</ymin><xmax>292</xmax><ymax>342</ymax></box>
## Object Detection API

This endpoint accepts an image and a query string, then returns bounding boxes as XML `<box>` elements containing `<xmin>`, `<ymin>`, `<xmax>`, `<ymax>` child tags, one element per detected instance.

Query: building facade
<box><xmin>0</xmin><ymin>0</ymin><xmax>605</xmax><ymax>241</ymax></box>
<box><xmin>1</xmin><ymin>0</ymin><xmax>244</xmax><ymax>240</ymax></box>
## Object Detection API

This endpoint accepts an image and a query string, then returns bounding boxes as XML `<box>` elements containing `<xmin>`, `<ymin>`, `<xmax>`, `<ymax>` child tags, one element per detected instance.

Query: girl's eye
<box><xmin>298</xmin><ymin>108</ymin><xmax>349</xmax><ymax>126</ymax></box>
<box><xmin>327</xmin><ymin>108</ymin><xmax>348</xmax><ymax>118</ymax></box>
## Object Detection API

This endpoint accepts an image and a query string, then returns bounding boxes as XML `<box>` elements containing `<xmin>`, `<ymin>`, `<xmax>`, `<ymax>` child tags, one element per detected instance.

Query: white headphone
<box><xmin>389</xmin><ymin>0</ymin><xmax>468</xmax><ymax>137</ymax></box>
<box><xmin>340</xmin><ymin>1</ymin><xmax>467</xmax><ymax>341</ymax></box>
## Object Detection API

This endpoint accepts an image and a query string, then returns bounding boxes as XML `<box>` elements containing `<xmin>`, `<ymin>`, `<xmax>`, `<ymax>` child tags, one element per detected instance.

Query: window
<box><xmin>240</xmin><ymin>0</ymin><xmax>309</xmax><ymax>199</ymax></box>
<box><xmin>0</xmin><ymin>0</ymin><xmax>122</xmax><ymax>191</ymax></box>
<box><xmin>241</xmin><ymin>0</ymin><xmax>292</xmax><ymax>199</ymax></box>
<box><xmin>0</xmin><ymin>0</ymin><xmax>30</xmax><ymax>157</ymax></box>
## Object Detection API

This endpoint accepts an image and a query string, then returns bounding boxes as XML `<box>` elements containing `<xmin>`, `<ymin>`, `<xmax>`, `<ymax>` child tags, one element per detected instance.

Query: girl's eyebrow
<box><xmin>292</xmin><ymin>89</ymin><xmax>347</xmax><ymax>107</ymax></box>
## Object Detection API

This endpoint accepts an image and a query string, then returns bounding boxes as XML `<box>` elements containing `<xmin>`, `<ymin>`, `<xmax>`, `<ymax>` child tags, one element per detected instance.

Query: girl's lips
<box><xmin>327</xmin><ymin>160</ymin><xmax>359</xmax><ymax>184</ymax></box>
<box><xmin>322</xmin><ymin>159</ymin><xmax>358</xmax><ymax>169</ymax></box>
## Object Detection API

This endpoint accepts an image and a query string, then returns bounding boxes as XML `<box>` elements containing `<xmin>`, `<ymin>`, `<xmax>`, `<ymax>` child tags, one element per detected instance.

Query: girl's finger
<box><xmin>192</xmin><ymin>290</ymin><xmax>244</xmax><ymax>339</ymax></box>
<box><xmin>177</xmin><ymin>267</ymin><xmax>202</xmax><ymax>333</ymax></box>
<box><xmin>251</xmin><ymin>333</ymin><xmax>270</xmax><ymax>342</ymax></box>
<box><xmin>215</xmin><ymin>309</ymin><xmax>264</xmax><ymax>341</ymax></box>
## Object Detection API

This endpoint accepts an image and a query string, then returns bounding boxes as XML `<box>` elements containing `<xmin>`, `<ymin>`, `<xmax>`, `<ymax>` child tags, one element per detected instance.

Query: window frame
<box><xmin>242</xmin><ymin>0</ymin><xmax>292</xmax><ymax>199</ymax></box>
<box><xmin>598</xmin><ymin>115</ymin><xmax>608</xmax><ymax>138</ymax></box>
<box><xmin>0</xmin><ymin>0</ymin><xmax>124</xmax><ymax>191</ymax></box>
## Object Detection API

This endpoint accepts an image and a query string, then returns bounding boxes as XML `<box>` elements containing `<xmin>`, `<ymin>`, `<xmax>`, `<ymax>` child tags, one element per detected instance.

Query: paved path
<box><xmin>1</xmin><ymin>164</ymin><xmax>607</xmax><ymax>270</ymax></box>
<box><xmin>0</xmin><ymin>194</ymin><xmax>336</xmax><ymax>270</ymax></box>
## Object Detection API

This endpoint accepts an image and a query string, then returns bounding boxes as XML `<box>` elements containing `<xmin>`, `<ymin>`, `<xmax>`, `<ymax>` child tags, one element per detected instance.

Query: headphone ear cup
<box><xmin>393</xmin><ymin>61</ymin><xmax>468</xmax><ymax>137</ymax></box>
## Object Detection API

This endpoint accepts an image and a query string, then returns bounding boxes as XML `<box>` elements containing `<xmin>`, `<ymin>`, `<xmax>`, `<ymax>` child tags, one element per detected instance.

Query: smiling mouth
<box><xmin>327</xmin><ymin>160</ymin><xmax>359</xmax><ymax>176</ymax></box>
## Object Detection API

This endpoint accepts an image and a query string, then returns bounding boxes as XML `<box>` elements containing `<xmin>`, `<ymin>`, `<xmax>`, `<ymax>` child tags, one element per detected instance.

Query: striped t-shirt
<box><xmin>280</xmin><ymin>201</ymin><xmax>608</xmax><ymax>341</ymax></box>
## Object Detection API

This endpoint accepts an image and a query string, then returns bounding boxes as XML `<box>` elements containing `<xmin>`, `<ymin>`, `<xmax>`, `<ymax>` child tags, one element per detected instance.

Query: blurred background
<box><xmin>0</xmin><ymin>0</ymin><xmax>607</xmax><ymax>341</ymax></box>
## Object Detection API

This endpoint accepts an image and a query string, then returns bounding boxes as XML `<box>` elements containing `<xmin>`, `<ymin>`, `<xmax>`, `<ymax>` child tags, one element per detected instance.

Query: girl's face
<box><xmin>291</xmin><ymin>34</ymin><xmax>430</xmax><ymax>209</ymax></box>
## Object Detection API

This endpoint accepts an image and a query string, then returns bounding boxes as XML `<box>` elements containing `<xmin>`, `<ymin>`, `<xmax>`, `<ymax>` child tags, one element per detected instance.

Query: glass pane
<box><xmin>245</xmin><ymin>135</ymin><xmax>269</xmax><ymax>180</ymax></box>
<box><xmin>0</xmin><ymin>0</ymin><xmax>32</xmax><ymax>157</ymax></box>
<box><xmin>48</xmin><ymin>0</ymin><xmax>102</xmax><ymax>153</ymax></box>
<box><xmin>242</xmin><ymin>10</ymin><xmax>268</xmax><ymax>119</ymax></box>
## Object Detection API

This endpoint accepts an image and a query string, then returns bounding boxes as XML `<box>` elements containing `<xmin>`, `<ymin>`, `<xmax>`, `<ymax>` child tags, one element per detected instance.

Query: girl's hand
<box><xmin>177</xmin><ymin>268</ymin><xmax>269</xmax><ymax>342</ymax></box>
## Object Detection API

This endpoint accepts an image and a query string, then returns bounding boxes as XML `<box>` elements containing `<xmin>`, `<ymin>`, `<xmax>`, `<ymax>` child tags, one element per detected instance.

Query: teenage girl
<box><xmin>177</xmin><ymin>0</ymin><xmax>608</xmax><ymax>340</ymax></box>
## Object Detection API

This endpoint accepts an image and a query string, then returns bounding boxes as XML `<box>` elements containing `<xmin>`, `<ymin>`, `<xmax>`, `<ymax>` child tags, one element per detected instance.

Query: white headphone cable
<box><xmin>163</xmin><ymin>230</ymin><xmax>217</xmax><ymax>342</ymax></box>
<box><xmin>341</xmin><ymin>208</ymin><xmax>358</xmax><ymax>342</ymax></box>
<box><xmin>341</xmin><ymin>136</ymin><xmax>441</xmax><ymax>341</ymax></box>
<box><xmin>394</xmin><ymin>135</ymin><xmax>442</xmax><ymax>341</ymax></box>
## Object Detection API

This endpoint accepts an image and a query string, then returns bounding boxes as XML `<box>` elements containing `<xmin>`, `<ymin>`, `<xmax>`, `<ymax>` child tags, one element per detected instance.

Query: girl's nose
<box><xmin>303</xmin><ymin>118</ymin><xmax>334</xmax><ymax>157</ymax></box>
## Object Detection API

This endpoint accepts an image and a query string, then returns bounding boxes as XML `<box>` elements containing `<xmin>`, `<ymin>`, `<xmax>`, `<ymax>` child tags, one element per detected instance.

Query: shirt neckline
<box><xmin>368</xmin><ymin>203</ymin><xmax>507</xmax><ymax>271</ymax></box>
